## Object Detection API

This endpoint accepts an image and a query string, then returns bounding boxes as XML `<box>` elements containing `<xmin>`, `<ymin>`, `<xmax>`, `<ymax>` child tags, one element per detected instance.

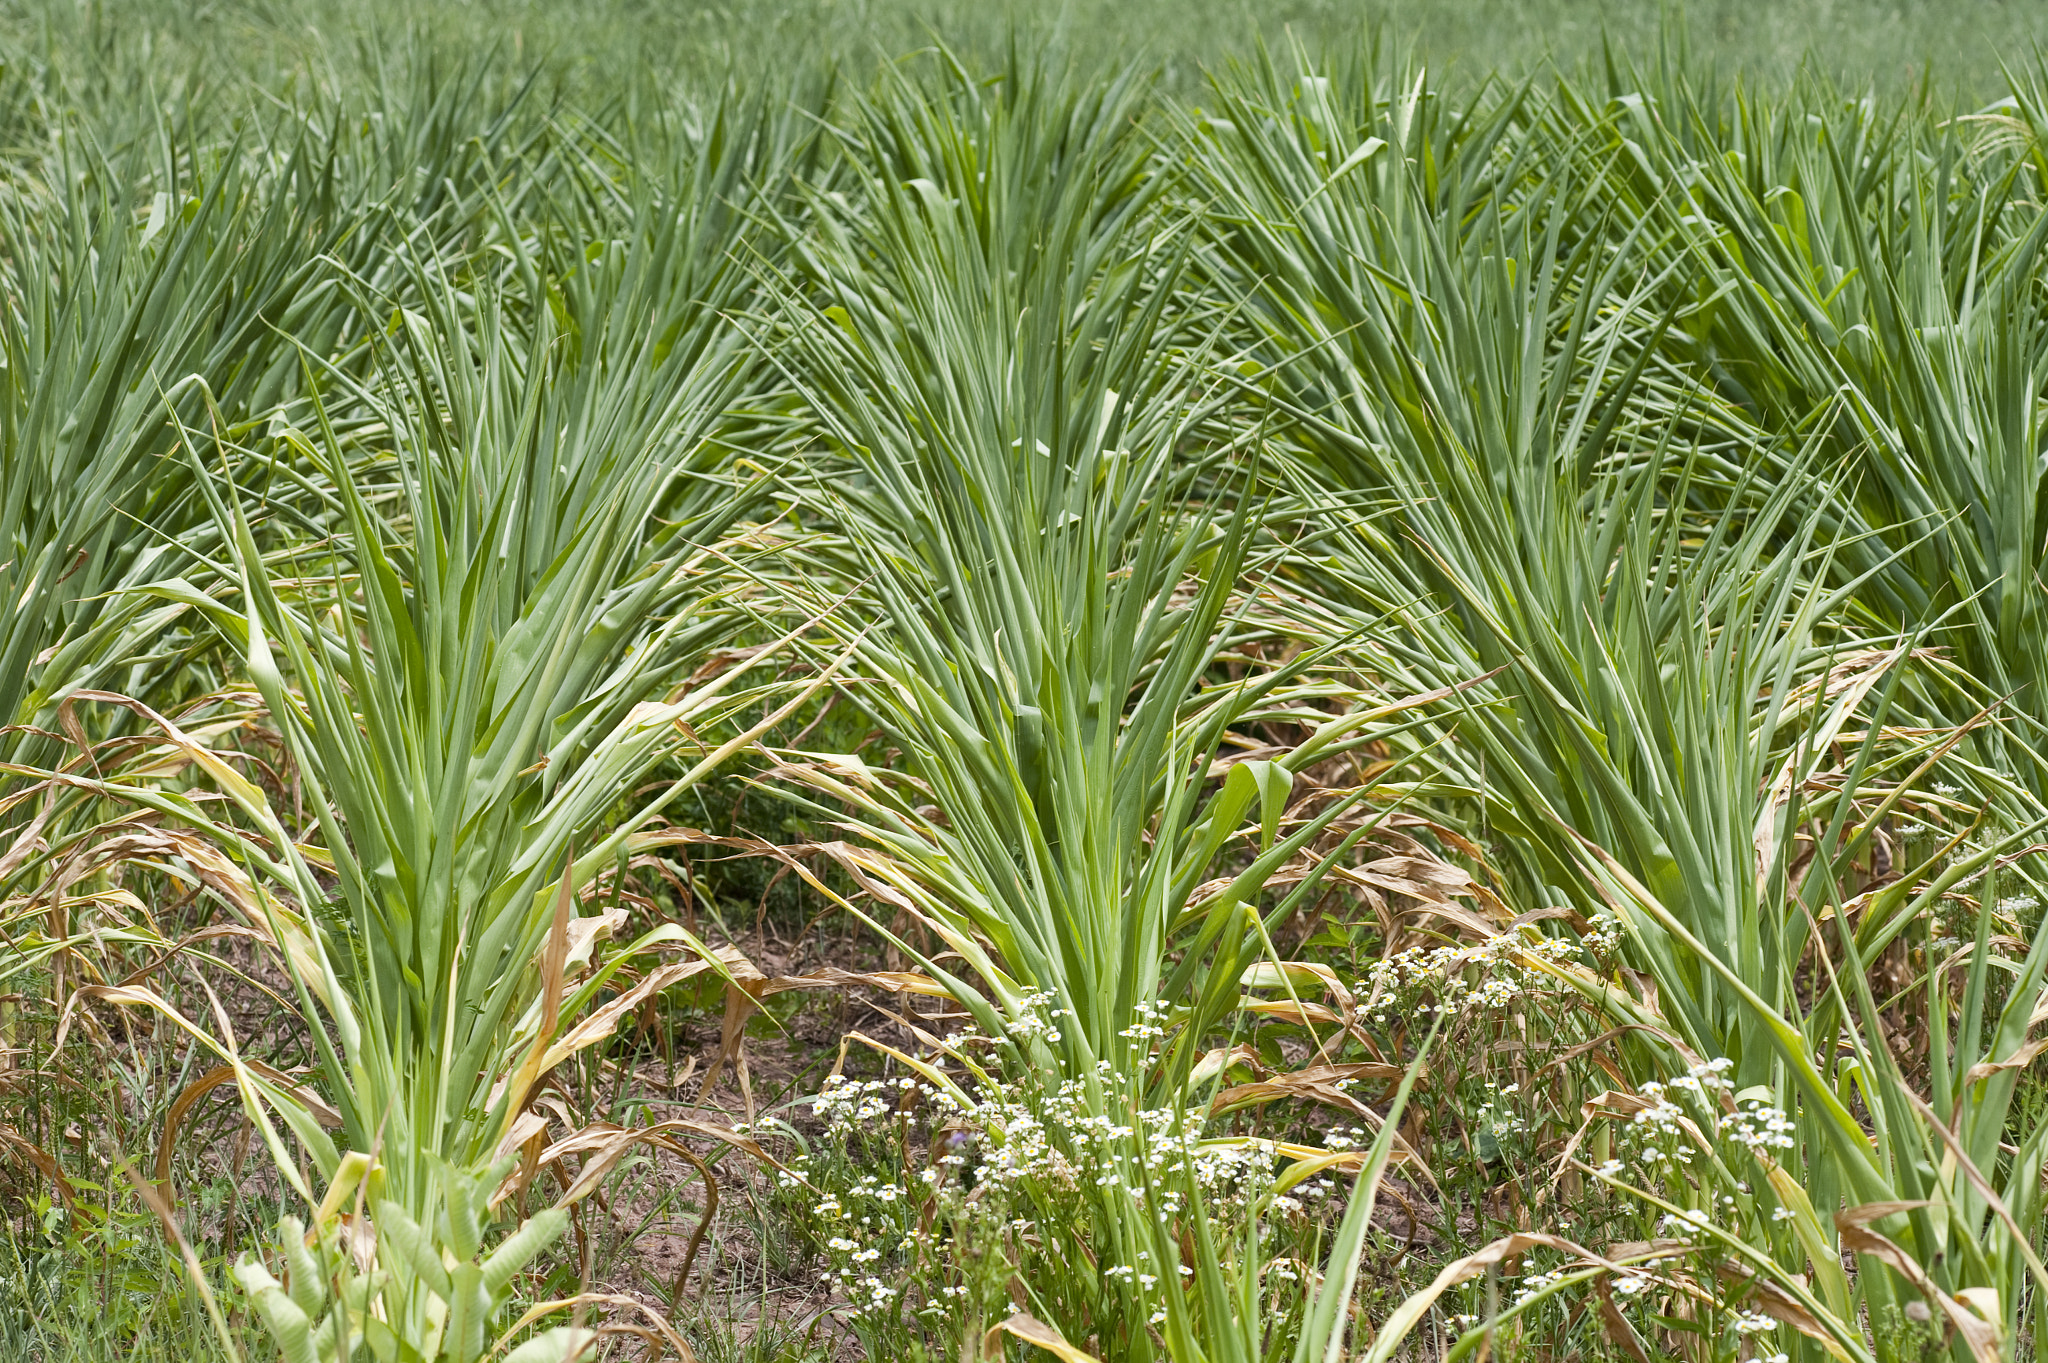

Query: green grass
<box><xmin>8</xmin><ymin>0</ymin><xmax>2048</xmax><ymax>105</ymax></box>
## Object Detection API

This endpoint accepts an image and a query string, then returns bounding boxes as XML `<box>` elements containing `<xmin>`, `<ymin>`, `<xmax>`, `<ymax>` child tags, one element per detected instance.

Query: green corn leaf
<box><xmin>480</xmin><ymin>1208</ymin><xmax>569</xmax><ymax>1297</ymax></box>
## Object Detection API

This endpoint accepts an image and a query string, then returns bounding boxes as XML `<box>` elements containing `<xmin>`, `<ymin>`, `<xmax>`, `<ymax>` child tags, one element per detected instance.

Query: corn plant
<box><xmin>58</xmin><ymin>93</ymin><xmax>842</xmax><ymax>1360</ymax></box>
<box><xmin>1188</xmin><ymin>45</ymin><xmax>2048</xmax><ymax>1360</ymax></box>
<box><xmin>727</xmin><ymin>48</ymin><xmax>1479</xmax><ymax>1361</ymax></box>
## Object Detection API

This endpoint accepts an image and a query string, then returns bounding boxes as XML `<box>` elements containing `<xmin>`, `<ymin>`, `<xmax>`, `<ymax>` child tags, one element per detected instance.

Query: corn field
<box><xmin>11</xmin><ymin>6</ymin><xmax>2048</xmax><ymax>1362</ymax></box>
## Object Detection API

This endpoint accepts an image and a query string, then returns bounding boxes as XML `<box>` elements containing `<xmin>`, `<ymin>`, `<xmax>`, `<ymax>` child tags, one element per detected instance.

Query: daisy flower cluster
<box><xmin>784</xmin><ymin>996</ymin><xmax>1348</xmax><ymax>1341</ymax></box>
<box><xmin>1625</xmin><ymin>1068</ymin><xmax>1708</xmax><ymax>1169</ymax></box>
<box><xmin>1261</xmin><ymin>1047</ymin><xmax>1811</xmax><ymax>1361</ymax></box>
<box><xmin>1609</xmin><ymin>1058</ymin><xmax>1801</xmax><ymax>1177</ymax></box>
<box><xmin>811</xmin><ymin>1072</ymin><xmax>969</xmax><ymax>1136</ymax></box>
<box><xmin>1722</xmin><ymin>1099</ymin><xmax>1795</xmax><ymax>1155</ymax></box>
<box><xmin>1584</xmin><ymin>1053</ymin><xmax>1813</xmax><ymax>1324</ymax></box>
<box><xmin>1359</xmin><ymin>930</ymin><xmax>1584</xmax><ymax>1025</ymax></box>
<box><xmin>1512</xmin><ymin>1266</ymin><xmax>1571</xmax><ymax>1308</ymax></box>
<box><xmin>1582</xmin><ymin>911</ymin><xmax>1624</xmax><ymax>956</ymax></box>
<box><xmin>1118</xmin><ymin>997</ymin><xmax>1175</xmax><ymax>1043</ymax></box>
<box><xmin>1004</xmin><ymin>989</ymin><xmax>1070</xmax><ymax>1043</ymax></box>
<box><xmin>1475</xmin><ymin>1202</ymin><xmax>1794</xmax><ymax>1352</ymax></box>
<box><xmin>1472</xmin><ymin>1080</ymin><xmax>1527</xmax><ymax>1140</ymax></box>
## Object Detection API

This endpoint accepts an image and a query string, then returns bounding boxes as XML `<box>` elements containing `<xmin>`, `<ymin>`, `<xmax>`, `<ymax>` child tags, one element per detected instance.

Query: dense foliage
<box><xmin>10</xmin><ymin>8</ymin><xmax>2048</xmax><ymax>1363</ymax></box>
